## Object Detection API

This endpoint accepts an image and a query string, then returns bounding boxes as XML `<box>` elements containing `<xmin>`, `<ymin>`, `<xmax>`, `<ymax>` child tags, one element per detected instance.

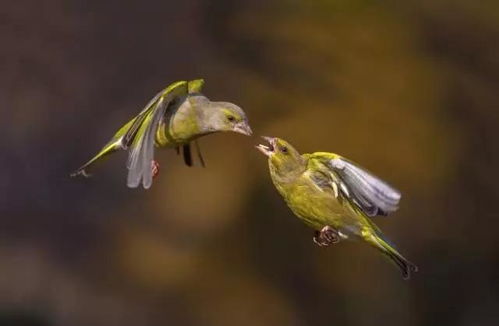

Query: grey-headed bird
<box><xmin>72</xmin><ymin>79</ymin><xmax>252</xmax><ymax>189</ymax></box>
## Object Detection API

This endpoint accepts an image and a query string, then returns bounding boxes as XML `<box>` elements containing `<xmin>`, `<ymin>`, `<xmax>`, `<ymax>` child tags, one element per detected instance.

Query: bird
<box><xmin>71</xmin><ymin>79</ymin><xmax>252</xmax><ymax>189</ymax></box>
<box><xmin>256</xmin><ymin>136</ymin><xmax>417</xmax><ymax>279</ymax></box>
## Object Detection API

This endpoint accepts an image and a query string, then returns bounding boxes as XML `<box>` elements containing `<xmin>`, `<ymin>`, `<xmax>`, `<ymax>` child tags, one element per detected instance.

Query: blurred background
<box><xmin>1</xmin><ymin>0</ymin><xmax>498</xmax><ymax>325</ymax></box>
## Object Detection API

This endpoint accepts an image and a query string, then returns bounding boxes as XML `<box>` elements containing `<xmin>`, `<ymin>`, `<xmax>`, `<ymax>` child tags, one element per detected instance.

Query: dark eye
<box><xmin>280</xmin><ymin>146</ymin><xmax>288</xmax><ymax>153</ymax></box>
<box><xmin>227</xmin><ymin>115</ymin><xmax>235</xmax><ymax>122</ymax></box>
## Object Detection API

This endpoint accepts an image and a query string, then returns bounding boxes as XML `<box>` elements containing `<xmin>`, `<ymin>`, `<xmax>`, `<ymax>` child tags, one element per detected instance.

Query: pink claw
<box><xmin>152</xmin><ymin>160</ymin><xmax>160</xmax><ymax>178</ymax></box>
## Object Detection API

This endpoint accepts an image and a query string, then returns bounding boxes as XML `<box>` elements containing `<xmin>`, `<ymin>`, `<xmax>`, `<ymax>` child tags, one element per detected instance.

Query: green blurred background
<box><xmin>1</xmin><ymin>0</ymin><xmax>498</xmax><ymax>325</ymax></box>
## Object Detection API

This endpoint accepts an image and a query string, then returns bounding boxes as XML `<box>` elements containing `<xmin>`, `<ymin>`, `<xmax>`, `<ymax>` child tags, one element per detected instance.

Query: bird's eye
<box><xmin>280</xmin><ymin>146</ymin><xmax>288</xmax><ymax>153</ymax></box>
<box><xmin>227</xmin><ymin>115</ymin><xmax>235</xmax><ymax>122</ymax></box>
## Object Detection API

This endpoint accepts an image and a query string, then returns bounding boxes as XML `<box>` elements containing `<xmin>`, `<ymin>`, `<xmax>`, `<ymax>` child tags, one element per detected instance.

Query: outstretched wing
<box><xmin>126</xmin><ymin>81</ymin><xmax>188</xmax><ymax>189</ymax></box>
<box><xmin>121</xmin><ymin>89</ymin><xmax>167</xmax><ymax>149</ymax></box>
<box><xmin>188</xmin><ymin>79</ymin><xmax>205</xmax><ymax>93</ymax></box>
<box><xmin>124</xmin><ymin>79</ymin><xmax>205</xmax><ymax>148</ymax></box>
<box><xmin>309</xmin><ymin>153</ymin><xmax>401</xmax><ymax>217</ymax></box>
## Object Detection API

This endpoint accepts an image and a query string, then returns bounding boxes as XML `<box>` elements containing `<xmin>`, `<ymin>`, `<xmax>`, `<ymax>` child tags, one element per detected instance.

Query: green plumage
<box><xmin>71</xmin><ymin>79</ymin><xmax>252</xmax><ymax>189</ymax></box>
<box><xmin>257</xmin><ymin>137</ymin><xmax>417</xmax><ymax>279</ymax></box>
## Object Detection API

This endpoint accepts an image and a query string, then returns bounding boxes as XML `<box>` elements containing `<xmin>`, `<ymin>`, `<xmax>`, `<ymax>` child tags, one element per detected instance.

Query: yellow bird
<box><xmin>257</xmin><ymin>137</ymin><xmax>417</xmax><ymax>279</ymax></box>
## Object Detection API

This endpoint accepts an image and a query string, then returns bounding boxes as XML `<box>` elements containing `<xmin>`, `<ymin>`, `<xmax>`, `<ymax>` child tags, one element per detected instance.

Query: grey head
<box><xmin>188</xmin><ymin>95</ymin><xmax>252</xmax><ymax>136</ymax></box>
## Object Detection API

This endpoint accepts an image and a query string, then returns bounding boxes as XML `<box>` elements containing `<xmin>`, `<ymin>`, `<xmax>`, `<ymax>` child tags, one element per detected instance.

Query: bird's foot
<box><xmin>151</xmin><ymin>160</ymin><xmax>160</xmax><ymax>178</ymax></box>
<box><xmin>313</xmin><ymin>226</ymin><xmax>340</xmax><ymax>247</ymax></box>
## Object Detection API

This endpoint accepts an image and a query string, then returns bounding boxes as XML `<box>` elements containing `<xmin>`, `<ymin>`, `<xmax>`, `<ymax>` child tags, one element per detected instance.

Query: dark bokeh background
<box><xmin>1</xmin><ymin>0</ymin><xmax>498</xmax><ymax>325</ymax></box>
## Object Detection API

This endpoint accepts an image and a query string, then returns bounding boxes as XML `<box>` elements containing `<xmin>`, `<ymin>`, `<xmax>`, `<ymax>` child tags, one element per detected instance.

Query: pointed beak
<box><xmin>233</xmin><ymin>121</ymin><xmax>253</xmax><ymax>136</ymax></box>
<box><xmin>256</xmin><ymin>136</ymin><xmax>275</xmax><ymax>157</ymax></box>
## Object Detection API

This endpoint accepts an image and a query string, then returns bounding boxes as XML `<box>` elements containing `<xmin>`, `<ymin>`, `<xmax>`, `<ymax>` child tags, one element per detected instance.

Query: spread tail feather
<box><xmin>366</xmin><ymin>232</ymin><xmax>418</xmax><ymax>280</ymax></box>
<box><xmin>70</xmin><ymin>141</ymin><xmax>122</xmax><ymax>177</ymax></box>
<box><xmin>70</xmin><ymin>117</ymin><xmax>139</xmax><ymax>178</ymax></box>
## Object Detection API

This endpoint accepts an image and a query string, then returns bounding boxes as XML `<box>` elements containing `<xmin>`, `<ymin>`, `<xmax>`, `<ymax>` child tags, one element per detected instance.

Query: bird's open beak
<box><xmin>233</xmin><ymin>122</ymin><xmax>253</xmax><ymax>136</ymax></box>
<box><xmin>256</xmin><ymin>136</ymin><xmax>275</xmax><ymax>157</ymax></box>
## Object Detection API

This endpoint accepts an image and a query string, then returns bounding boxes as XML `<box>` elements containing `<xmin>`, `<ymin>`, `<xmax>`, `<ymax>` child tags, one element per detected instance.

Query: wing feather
<box><xmin>308</xmin><ymin>153</ymin><xmax>401</xmax><ymax>217</ymax></box>
<box><xmin>126</xmin><ymin>81</ymin><xmax>188</xmax><ymax>189</ymax></box>
<box><xmin>329</xmin><ymin>158</ymin><xmax>401</xmax><ymax>216</ymax></box>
